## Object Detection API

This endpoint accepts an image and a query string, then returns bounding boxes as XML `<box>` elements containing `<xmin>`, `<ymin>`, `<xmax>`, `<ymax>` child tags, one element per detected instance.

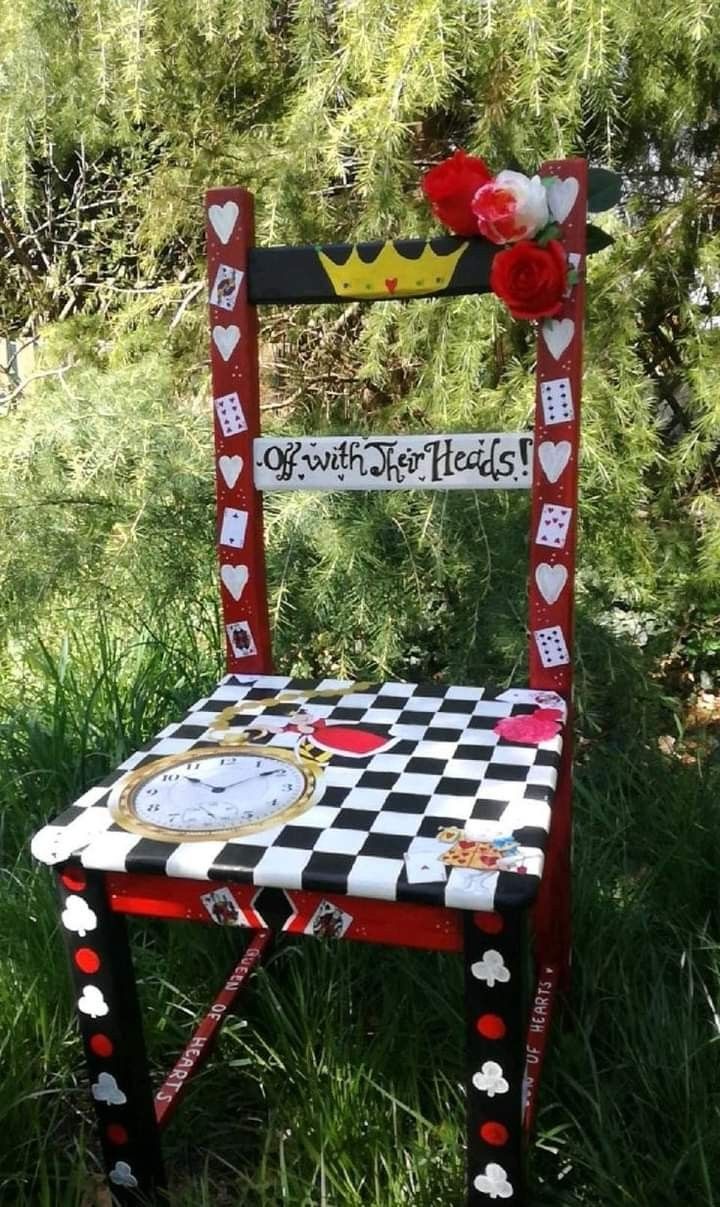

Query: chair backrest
<box><xmin>205</xmin><ymin>158</ymin><xmax>587</xmax><ymax>701</ymax></box>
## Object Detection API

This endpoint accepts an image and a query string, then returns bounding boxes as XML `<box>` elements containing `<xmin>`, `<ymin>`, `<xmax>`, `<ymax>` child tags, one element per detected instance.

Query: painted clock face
<box><xmin>109</xmin><ymin>746</ymin><xmax>318</xmax><ymax>841</ymax></box>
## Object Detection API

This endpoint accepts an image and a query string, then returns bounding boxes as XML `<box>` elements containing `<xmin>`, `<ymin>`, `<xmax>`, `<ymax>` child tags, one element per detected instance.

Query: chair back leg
<box><xmin>464</xmin><ymin>910</ymin><xmax>527</xmax><ymax>1205</ymax></box>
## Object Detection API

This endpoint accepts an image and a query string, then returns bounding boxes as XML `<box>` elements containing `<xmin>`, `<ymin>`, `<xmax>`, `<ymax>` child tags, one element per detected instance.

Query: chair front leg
<box><xmin>464</xmin><ymin>910</ymin><xmax>526</xmax><ymax>1206</ymax></box>
<box><xmin>56</xmin><ymin>865</ymin><xmax>166</xmax><ymax>1203</ymax></box>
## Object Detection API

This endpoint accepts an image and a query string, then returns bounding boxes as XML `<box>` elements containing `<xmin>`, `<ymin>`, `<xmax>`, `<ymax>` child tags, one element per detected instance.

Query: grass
<box><xmin>2</xmin><ymin>612</ymin><xmax>720</xmax><ymax>1206</ymax></box>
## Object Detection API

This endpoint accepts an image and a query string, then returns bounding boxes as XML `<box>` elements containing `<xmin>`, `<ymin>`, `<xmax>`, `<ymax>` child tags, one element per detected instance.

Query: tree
<box><xmin>0</xmin><ymin>0</ymin><xmax>719</xmax><ymax>687</ymax></box>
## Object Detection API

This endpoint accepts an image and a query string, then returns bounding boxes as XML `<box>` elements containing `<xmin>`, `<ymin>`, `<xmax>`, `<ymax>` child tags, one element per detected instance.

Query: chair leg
<box><xmin>532</xmin><ymin>748</ymin><xmax>572</xmax><ymax>992</ymax></box>
<box><xmin>55</xmin><ymin>865</ymin><xmax>166</xmax><ymax>1203</ymax></box>
<box><xmin>464</xmin><ymin>910</ymin><xmax>526</xmax><ymax>1205</ymax></box>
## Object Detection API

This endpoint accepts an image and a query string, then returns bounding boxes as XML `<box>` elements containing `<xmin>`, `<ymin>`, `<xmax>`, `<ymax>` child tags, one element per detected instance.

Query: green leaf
<box><xmin>588</xmin><ymin>167</ymin><xmax>622</xmax><ymax>212</ymax></box>
<box><xmin>536</xmin><ymin>221</ymin><xmax>561</xmax><ymax>246</ymax></box>
<box><xmin>586</xmin><ymin>223</ymin><xmax>615</xmax><ymax>254</ymax></box>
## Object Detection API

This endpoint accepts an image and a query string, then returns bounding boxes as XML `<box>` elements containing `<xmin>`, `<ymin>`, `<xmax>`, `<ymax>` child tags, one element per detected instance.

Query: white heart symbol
<box><xmin>208</xmin><ymin>201</ymin><xmax>239</xmax><ymax>244</ymax></box>
<box><xmin>546</xmin><ymin>176</ymin><xmax>579</xmax><ymax>223</ymax></box>
<box><xmin>221</xmin><ymin>564</ymin><xmax>249</xmax><ymax>600</ymax></box>
<box><xmin>542</xmin><ymin>318</ymin><xmax>574</xmax><ymax>360</ymax></box>
<box><xmin>219</xmin><ymin>455</ymin><xmax>243</xmax><ymax>488</ymax></box>
<box><xmin>535</xmin><ymin>562</ymin><xmax>568</xmax><ymax>605</ymax></box>
<box><xmin>213</xmin><ymin>325</ymin><xmax>241</xmax><ymax>361</ymax></box>
<box><xmin>538</xmin><ymin>440</ymin><xmax>571</xmax><ymax>483</ymax></box>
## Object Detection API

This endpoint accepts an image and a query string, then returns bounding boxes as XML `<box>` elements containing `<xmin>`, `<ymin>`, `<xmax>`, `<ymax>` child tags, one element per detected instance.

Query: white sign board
<box><xmin>253</xmin><ymin>433</ymin><xmax>533</xmax><ymax>492</ymax></box>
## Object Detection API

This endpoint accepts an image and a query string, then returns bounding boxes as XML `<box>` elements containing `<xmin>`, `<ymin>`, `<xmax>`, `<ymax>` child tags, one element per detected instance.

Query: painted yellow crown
<box><xmin>317</xmin><ymin>239</ymin><xmax>468</xmax><ymax>299</ymax></box>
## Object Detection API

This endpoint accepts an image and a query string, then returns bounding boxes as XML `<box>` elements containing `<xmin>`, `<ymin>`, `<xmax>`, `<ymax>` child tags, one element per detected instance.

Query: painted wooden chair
<box><xmin>32</xmin><ymin>157</ymin><xmax>587</xmax><ymax>1205</ymax></box>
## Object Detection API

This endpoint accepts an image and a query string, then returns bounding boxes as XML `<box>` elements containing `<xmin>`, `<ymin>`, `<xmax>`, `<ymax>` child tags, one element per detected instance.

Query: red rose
<box><xmin>422</xmin><ymin>150</ymin><xmax>493</xmax><ymax>236</ymax></box>
<box><xmin>490</xmin><ymin>239</ymin><xmax>568</xmax><ymax>320</ymax></box>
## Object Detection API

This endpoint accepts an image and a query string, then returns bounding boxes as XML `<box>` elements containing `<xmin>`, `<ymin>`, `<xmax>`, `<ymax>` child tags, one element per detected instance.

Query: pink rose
<box><xmin>471</xmin><ymin>170</ymin><xmax>549</xmax><ymax>244</ymax></box>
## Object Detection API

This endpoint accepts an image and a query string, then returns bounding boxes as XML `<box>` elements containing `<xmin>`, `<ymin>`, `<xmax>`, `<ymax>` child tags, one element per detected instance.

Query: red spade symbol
<box><xmin>385</xmin><ymin>277</ymin><xmax>398</xmax><ymax>293</ymax></box>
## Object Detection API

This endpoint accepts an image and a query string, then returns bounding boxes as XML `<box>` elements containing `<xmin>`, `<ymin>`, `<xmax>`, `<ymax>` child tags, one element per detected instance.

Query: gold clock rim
<box><xmin>109</xmin><ymin>744</ymin><xmax>319</xmax><ymax>842</ymax></box>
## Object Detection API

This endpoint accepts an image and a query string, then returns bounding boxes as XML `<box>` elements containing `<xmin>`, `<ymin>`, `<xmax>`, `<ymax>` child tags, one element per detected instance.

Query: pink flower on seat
<box><xmin>493</xmin><ymin>707</ymin><xmax>563</xmax><ymax>744</ymax></box>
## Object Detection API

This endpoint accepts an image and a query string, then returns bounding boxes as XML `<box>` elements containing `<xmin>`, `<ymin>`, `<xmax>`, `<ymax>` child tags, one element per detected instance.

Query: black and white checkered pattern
<box><xmin>31</xmin><ymin>676</ymin><xmax>566</xmax><ymax>912</ymax></box>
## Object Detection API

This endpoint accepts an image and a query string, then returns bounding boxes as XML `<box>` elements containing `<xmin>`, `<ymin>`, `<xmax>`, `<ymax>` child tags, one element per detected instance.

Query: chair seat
<box><xmin>32</xmin><ymin>675</ymin><xmax>566</xmax><ymax>913</ymax></box>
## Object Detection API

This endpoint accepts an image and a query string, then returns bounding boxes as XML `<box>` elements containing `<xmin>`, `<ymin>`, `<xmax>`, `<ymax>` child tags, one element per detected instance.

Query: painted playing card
<box><xmin>564</xmin><ymin>253</ymin><xmax>582</xmax><ymax>297</ymax></box>
<box><xmin>219</xmin><ymin>507</ymin><xmax>249</xmax><ymax>548</ymax></box>
<box><xmin>306</xmin><ymin>899</ymin><xmax>353</xmax><ymax>939</ymax></box>
<box><xmin>31</xmin><ymin>825</ymin><xmax>80</xmax><ymax>865</ymax></box>
<box><xmin>404</xmin><ymin>851</ymin><xmax>447</xmax><ymax>884</ymax></box>
<box><xmin>535</xmin><ymin>503</ymin><xmax>572</xmax><ymax>549</ymax></box>
<box><xmin>533</xmin><ymin>625</ymin><xmax>570</xmax><ymax>668</ymax></box>
<box><xmin>214</xmin><ymin>392</ymin><xmax>247</xmax><ymax>438</ymax></box>
<box><xmin>210</xmin><ymin>264</ymin><xmax>244</xmax><ymax>312</ymax></box>
<box><xmin>201</xmin><ymin>886</ymin><xmax>244</xmax><ymax>926</ymax></box>
<box><xmin>540</xmin><ymin>378</ymin><xmax>574</xmax><ymax>426</ymax></box>
<box><xmin>441</xmin><ymin>840</ymin><xmax>492</xmax><ymax>869</ymax></box>
<box><xmin>496</xmin><ymin>688</ymin><xmax>567</xmax><ymax>719</ymax></box>
<box><xmin>442</xmin><ymin>839</ymin><xmax>509</xmax><ymax>870</ymax></box>
<box><xmin>226</xmin><ymin>621</ymin><xmax>257</xmax><ymax>660</ymax></box>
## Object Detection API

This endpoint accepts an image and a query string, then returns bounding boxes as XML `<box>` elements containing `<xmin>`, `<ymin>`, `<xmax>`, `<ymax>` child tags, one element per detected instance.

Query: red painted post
<box><xmin>528</xmin><ymin>158</ymin><xmax>587</xmax><ymax>697</ymax></box>
<box><xmin>528</xmin><ymin>158</ymin><xmax>588</xmax><ymax>987</ymax></box>
<box><xmin>205</xmin><ymin>188</ymin><xmax>273</xmax><ymax>673</ymax></box>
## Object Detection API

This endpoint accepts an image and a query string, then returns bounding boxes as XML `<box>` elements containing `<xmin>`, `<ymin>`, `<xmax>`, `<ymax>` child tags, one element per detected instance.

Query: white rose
<box><xmin>493</xmin><ymin>171</ymin><xmax>549</xmax><ymax>237</ymax></box>
<box><xmin>472</xmin><ymin>170</ymin><xmax>549</xmax><ymax>243</ymax></box>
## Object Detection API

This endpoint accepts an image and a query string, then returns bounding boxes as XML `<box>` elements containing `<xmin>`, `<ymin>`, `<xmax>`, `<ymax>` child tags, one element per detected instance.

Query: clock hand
<box><xmin>185</xmin><ymin>799</ymin><xmax>216</xmax><ymax>820</ymax></box>
<box><xmin>209</xmin><ymin>769</ymin><xmax>284</xmax><ymax>794</ymax></box>
<box><xmin>179</xmin><ymin>769</ymin><xmax>284</xmax><ymax>795</ymax></box>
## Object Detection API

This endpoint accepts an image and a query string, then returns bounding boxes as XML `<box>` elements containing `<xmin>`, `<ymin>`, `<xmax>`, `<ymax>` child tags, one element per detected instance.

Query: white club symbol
<box><xmin>474</xmin><ymin>1162</ymin><xmax>513</xmax><ymax>1199</ymax></box>
<box><xmin>77</xmin><ymin>985</ymin><xmax>109</xmax><ymax>1019</ymax></box>
<box><xmin>91</xmin><ymin>1072</ymin><xmax>127</xmax><ymax>1105</ymax></box>
<box><xmin>472</xmin><ymin>1061</ymin><xmax>509</xmax><ymax>1098</ymax></box>
<box><xmin>61</xmin><ymin>895</ymin><xmax>97</xmax><ymax>936</ymax></box>
<box><xmin>471</xmin><ymin>950</ymin><xmax>511</xmax><ymax>988</ymax></box>
<box><xmin>109</xmin><ymin>1161</ymin><xmax>138</xmax><ymax>1188</ymax></box>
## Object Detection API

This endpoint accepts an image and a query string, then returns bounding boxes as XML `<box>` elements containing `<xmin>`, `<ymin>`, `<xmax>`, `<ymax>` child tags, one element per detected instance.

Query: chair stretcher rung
<box><xmin>154</xmin><ymin>930</ymin><xmax>272</xmax><ymax>1129</ymax></box>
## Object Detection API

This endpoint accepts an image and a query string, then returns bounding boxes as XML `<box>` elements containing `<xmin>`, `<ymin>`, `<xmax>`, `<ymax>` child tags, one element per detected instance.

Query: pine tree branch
<box><xmin>0</xmin><ymin>363</ymin><xmax>73</xmax><ymax>409</ymax></box>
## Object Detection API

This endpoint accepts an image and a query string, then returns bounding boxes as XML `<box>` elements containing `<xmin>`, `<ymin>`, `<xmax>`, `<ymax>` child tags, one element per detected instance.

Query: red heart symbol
<box><xmin>458</xmin><ymin>840</ymin><xmax>474</xmax><ymax>850</ymax></box>
<box><xmin>385</xmin><ymin>277</ymin><xmax>398</xmax><ymax>293</ymax></box>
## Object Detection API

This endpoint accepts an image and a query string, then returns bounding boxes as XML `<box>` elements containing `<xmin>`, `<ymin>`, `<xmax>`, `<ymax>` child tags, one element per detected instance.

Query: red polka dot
<box><xmin>480</xmin><ymin>1121</ymin><xmax>509</xmax><ymax>1146</ymax></box>
<box><xmin>476</xmin><ymin>1014</ymin><xmax>506</xmax><ymax>1040</ymax></box>
<box><xmin>61</xmin><ymin>867</ymin><xmax>86</xmax><ymax>892</ymax></box>
<box><xmin>106</xmin><ymin>1124</ymin><xmax>128</xmax><ymax>1146</ymax></box>
<box><xmin>90</xmin><ymin>1034</ymin><xmax>113</xmax><ymax>1058</ymax></box>
<box><xmin>74</xmin><ymin>948</ymin><xmax>100</xmax><ymax>974</ymax></box>
<box><xmin>473</xmin><ymin>911</ymin><xmax>504</xmax><ymax>934</ymax></box>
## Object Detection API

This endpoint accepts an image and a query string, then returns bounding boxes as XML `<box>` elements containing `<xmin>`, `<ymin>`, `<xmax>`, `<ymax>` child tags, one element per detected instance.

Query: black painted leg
<box><xmin>464</xmin><ymin>910</ymin><xmax>526</xmax><ymax>1206</ymax></box>
<box><xmin>55</xmin><ymin>865</ymin><xmax>166</xmax><ymax>1204</ymax></box>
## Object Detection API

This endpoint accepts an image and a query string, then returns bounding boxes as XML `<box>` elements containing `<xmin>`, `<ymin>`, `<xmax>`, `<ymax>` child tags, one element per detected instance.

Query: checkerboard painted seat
<box><xmin>33</xmin><ymin>159</ymin><xmax>591</xmax><ymax>1206</ymax></box>
<box><xmin>33</xmin><ymin>676</ymin><xmax>566</xmax><ymax>912</ymax></box>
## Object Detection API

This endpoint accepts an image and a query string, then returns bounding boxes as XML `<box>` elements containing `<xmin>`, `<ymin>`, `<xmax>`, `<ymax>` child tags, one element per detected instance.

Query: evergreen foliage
<box><xmin>1</xmin><ymin>5</ymin><xmax>720</xmax><ymax>1200</ymax></box>
<box><xmin>1</xmin><ymin>0</ymin><xmax>719</xmax><ymax>688</ymax></box>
